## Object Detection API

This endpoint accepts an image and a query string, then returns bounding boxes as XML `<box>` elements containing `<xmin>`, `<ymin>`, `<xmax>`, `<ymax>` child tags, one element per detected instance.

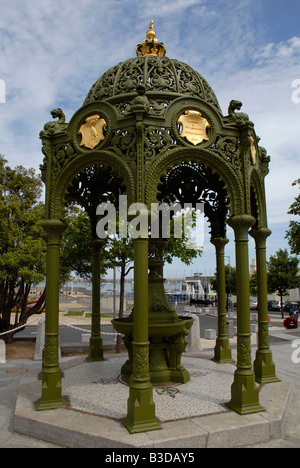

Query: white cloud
<box><xmin>254</xmin><ymin>36</ymin><xmax>300</xmax><ymax>63</ymax></box>
<box><xmin>206</xmin><ymin>39</ymin><xmax>300</xmax><ymax>230</ymax></box>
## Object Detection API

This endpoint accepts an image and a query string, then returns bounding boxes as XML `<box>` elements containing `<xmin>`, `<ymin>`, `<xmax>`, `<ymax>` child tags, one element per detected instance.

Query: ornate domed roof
<box><xmin>83</xmin><ymin>22</ymin><xmax>221</xmax><ymax>114</ymax></box>
<box><xmin>84</xmin><ymin>56</ymin><xmax>222</xmax><ymax>114</ymax></box>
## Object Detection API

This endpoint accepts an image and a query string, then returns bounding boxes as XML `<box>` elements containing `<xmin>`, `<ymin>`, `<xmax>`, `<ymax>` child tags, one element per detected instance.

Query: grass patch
<box><xmin>64</xmin><ymin>310</ymin><xmax>84</xmax><ymax>317</ymax></box>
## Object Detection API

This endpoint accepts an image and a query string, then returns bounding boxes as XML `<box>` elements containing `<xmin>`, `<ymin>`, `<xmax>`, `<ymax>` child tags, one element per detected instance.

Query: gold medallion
<box><xmin>177</xmin><ymin>110</ymin><xmax>210</xmax><ymax>145</ymax></box>
<box><xmin>78</xmin><ymin>115</ymin><xmax>107</xmax><ymax>149</ymax></box>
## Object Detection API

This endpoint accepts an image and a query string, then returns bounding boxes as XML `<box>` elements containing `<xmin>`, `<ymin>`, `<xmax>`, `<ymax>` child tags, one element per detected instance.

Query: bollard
<box><xmin>81</xmin><ymin>333</ymin><xmax>91</xmax><ymax>343</ymax></box>
<box><xmin>186</xmin><ymin>314</ymin><xmax>202</xmax><ymax>352</ymax></box>
<box><xmin>204</xmin><ymin>329</ymin><xmax>216</xmax><ymax>340</ymax></box>
<box><xmin>226</xmin><ymin>320</ymin><xmax>235</xmax><ymax>339</ymax></box>
<box><xmin>0</xmin><ymin>339</ymin><xmax>6</xmax><ymax>364</ymax></box>
<box><xmin>34</xmin><ymin>318</ymin><xmax>45</xmax><ymax>361</ymax></box>
<box><xmin>34</xmin><ymin>317</ymin><xmax>61</xmax><ymax>361</ymax></box>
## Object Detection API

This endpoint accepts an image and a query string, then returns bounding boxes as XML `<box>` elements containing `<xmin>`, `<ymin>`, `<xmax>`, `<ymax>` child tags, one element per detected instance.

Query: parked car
<box><xmin>270</xmin><ymin>301</ymin><xmax>285</xmax><ymax>311</ymax></box>
<box><xmin>250</xmin><ymin>301</ymin><xmax>258</xmax><ymax>310</ymax></box>
<box><xmin>284</xmin><ymin>301</ymin><xmax>299</xmax><ymax>313</ymax></box>
<box><xmin>268</xmin><ymin>301</ymin><xmax>275</xmax><ymax>311</ymax></box>
<box><xmin>189</xmin><ymin>298</ymin><xmax>213</xmax><ymax>306</ymax></box>
<box><xmin>290</xmin><ymin>305</ymin><xmax>299</xmax><ymax>319</ymax></box>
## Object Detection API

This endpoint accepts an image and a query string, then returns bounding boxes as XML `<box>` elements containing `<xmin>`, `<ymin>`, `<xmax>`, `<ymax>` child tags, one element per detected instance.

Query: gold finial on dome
<box><xmin>136</xmin><ymin>20</ymin><xmax>167</xmax><ymax>57</ymax></box>
<box><xmin>146</xmin><ymin>20</ymin><xmax>156</xmax><ymax>40</ymax></box>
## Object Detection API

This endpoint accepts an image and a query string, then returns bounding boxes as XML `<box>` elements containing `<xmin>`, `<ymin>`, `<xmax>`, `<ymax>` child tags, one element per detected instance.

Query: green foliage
<box><xmin>286</xmin><ymin>179</ymin><xmax>300</xmax><ymax>255</ymax></box>
<box><xmin>211</xmin><ymin>265</ymin><xmax>237</xmax><ymax>296</ymax></box>
<box><xmin>61</xmin><ymin>207</ymin><xmax>94</xmax><ymax>281</ymax></box>
<box><xmin>163</xmin><ymin>209</ymin><xmax>203</xmax><ymax>266</ymax></box>
<box><xmin>267</xmin><ymin>249</ymin><xmax>299</xmax><ymax>314</ymax></box>
<box><xmin>226</xmin><ymin>266</ymin><xmax>237</xmax><ymax>296</ymax></box>
<box><xmin>104</xmin><ymin>235</ymin><xmax>134</xmax><ymax>272</ymax></box>
<box><xmin>64</xmin><ymin>311</ymin><xmax>84</xmax><ymax>317</ymax></box>
<box><xmin>0</xmin><ymin>155</ymin><xmax>46</xmax><ymax>341</ymax></box>
<box><xmin>249</xmin><ymin>271</ymin><xmax>258</xmax><ymax>297</ymax></box>
<box><xmin>61</xmin><ymin>206</ymin><xmax>203</xmax><ymax>282</ymax></box>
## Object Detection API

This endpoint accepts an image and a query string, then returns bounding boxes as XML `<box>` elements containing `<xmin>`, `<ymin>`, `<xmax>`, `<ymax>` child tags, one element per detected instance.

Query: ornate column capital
<box><xmin>89</xmin><ymin>238</ymin><xmax>106</xmax><ymax>252</ymax></box>
<box><xmin>210</xmin><ymin>237</ymin><xmax>229</xmax><ymax>253</ymax></box>
<box><xmin>227</xmin><ymin>215</ymin><xmax>256</xmax><ymax>240</ymax></box>
<box><xmin>249</xmin><ymin>227</ymin><xmax>272</xmax><ymax>247</ymax></box>
<box><xmin>42</xmin><ymin>219</ymin><xmax>67</xmax><ymax>244</ymax></box>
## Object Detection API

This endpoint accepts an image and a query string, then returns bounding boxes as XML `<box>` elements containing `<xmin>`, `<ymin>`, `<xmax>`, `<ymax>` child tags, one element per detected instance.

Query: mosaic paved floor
<box><xmin>62</xmin><ymin>355</ymin><xmax>235</xmax><ymax>422</ymax></box>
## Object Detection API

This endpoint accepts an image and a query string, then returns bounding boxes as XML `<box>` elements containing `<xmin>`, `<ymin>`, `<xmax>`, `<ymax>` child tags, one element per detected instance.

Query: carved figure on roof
<box><xmin>131</xmin><ymin>84</ymin><xmax>150</xmax><ymax>114</ymax></box>
<box><xmin>224</xmin><ymin>100</ymin><xmax>253</xmax><ymax>126</ymax></box>
<box><xmin>40</xmin><ymin>108</ymin><xmax>68</xmax><ymax>137</ymax></box>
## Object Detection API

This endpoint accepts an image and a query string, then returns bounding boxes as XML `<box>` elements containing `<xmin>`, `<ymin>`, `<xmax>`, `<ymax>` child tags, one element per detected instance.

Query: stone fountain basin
<box><xmin>112</xmin><ymin>316</ymin><xmax>193</xmax><ymax>338</ymax></box>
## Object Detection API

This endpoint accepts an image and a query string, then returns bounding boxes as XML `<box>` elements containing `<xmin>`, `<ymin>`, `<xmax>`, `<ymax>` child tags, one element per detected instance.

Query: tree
<box><xmin>105</xmin><ymin>209</ymin><xmax>203</xmax><ymax>353</ymax></box>
<box><xmin>61</xmin><ymin>206</ymin><xmax>105</xmax><ymax>282</ymax></box>
<box><xmin>0</xmin><ymin>156</ymin><xmax>46</xmax><ymax>342</ymax></box>
<box><xmin>267</xmin><ymin>249</ymin><xmax>300</xmax><ymax>318</ymax></box>
<box><xmin>210</xmin><ymin>265</ymin><xmax>237</xmax><ymax>310</ymax></box>
<box><xmin>162</xmin><ymin>208</ymin><xmax>203</xmax><ymax>266</ymax></box>
<box><xmin>104</xmin><ymin>237</ymin><xmax>134</xmax><ymax>353</ymax></box>
<box><xmin>211</xmin><ymin>265</ymin><xmax>237</xmax><ymax>298</ymax></box>
<box><xmin>225</xmin><ymin>265</ymin><xmax>237</xmax><ymax>297</ymax></box>
<box><xmin>249</xmin><ymin>271</ymin><xmax>258</xmax><ymax>297</ymax></box>
<box><xmin>286</xmin><ymin>179</ymin><xmax>300</xmax><ymax>255</ymax></box>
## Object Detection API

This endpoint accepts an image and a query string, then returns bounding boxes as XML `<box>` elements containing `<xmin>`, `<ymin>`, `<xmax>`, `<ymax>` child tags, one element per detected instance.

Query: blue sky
<box><xmin>0</xmin><ymin>0</ymin><xmax>299</xmax><ymax>277</ymax></box>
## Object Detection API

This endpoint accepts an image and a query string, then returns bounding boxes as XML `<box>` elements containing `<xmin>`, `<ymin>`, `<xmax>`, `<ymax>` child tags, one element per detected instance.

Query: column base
<box><xmin>226</xmin><ymin>370</ymin><xmax>265</xmax><ymax>415</ymax></box>
<box><xmin>36</xmin><ymin>396</ymin><xmax>67</xmax><ymax>411</ymax></box>
<box><xmin>37</xmin><ymin>370</ymin><xmax>66</xmax><ymax>411</ymax></box>
<box><xmin>86</xmin><ymin>337</ymin><xmax>105</xmax><ymax>362</ymax></box>
<box><xmin>254</xmin><ymin>350</ymin><xmax>281</xmax><ymax>384</ymax></box>
<box><xmin>122</xmin><ymin>417</ymin><xmax>162</xmax><ymax>434</ymax></box>
<box><xmin>212</xmin><ymin>337</ymin><xmax>234</xmax><ymax>364</ymax></box>
<box><xmin>123</xmin><ymin>383</ymin><xmax>161</xmax><ymax>434</ymax></box>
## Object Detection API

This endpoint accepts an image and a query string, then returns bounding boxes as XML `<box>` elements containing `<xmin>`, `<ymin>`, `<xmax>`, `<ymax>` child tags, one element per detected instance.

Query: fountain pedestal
<box><xmin>112</xmin><ymin>244</ymin><xmax>193</xmax><ymax>384</ymax></box>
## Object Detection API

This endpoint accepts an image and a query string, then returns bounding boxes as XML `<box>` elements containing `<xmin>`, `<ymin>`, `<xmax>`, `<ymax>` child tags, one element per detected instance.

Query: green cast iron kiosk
<box><xmin>37</xmin><ymin>23</ymin><xmax>279</xmax><ymax>433</ymax></box>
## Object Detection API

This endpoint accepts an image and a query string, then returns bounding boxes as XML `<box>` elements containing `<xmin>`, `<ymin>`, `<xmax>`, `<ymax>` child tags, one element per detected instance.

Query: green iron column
<box><xmin>250</xmin><ymin>227</ymin><xmax>280</xmax><ymax>383</ymax></box>
<box><xmin>87</xmin><ymin>239</ymin><xmax>105</xmax><ymax>362</ymax></box>
<box><xmin>226</xmin><ymin>215</ymin><xmax>265</xmax><ymax>414</ymax></box>
<box><xmin>211</xmin><ymin>237</ymin><xmax>234</xmax><ymax>363</ymax></box>
<box><xmin>122</xmin><ymin>84</ymin><xmax>160</xmax><ymax>433</ymax></box>
<box><xmin>122</xmin><ymin>238</ymin><xmax>161</xmax><ymax>434</ymax></box>
<box><xmin>37</xmin><ymin>219</ymin><xmax>66</xmax><ymax>411</ymax></box>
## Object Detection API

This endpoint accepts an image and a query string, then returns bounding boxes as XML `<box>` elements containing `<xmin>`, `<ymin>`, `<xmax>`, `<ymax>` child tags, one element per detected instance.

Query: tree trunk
<box><xmin>280</xmin><ymin>294</ymin><xmax>284</xmax><ymax>319</ymax></box>
<box><xmin>0</xmin><ymin>280</ymin><xmax>17</xmax><ymax>343</ymax></box>
<box><xmin>28</xmin><ymin>289</ymin><xmax>46</xmax><ymax>315</ymax></box>
<box><xmin>0</xmin><ymin>284</ymin><xmax>46</xmax><ymax>343</ymax></box>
